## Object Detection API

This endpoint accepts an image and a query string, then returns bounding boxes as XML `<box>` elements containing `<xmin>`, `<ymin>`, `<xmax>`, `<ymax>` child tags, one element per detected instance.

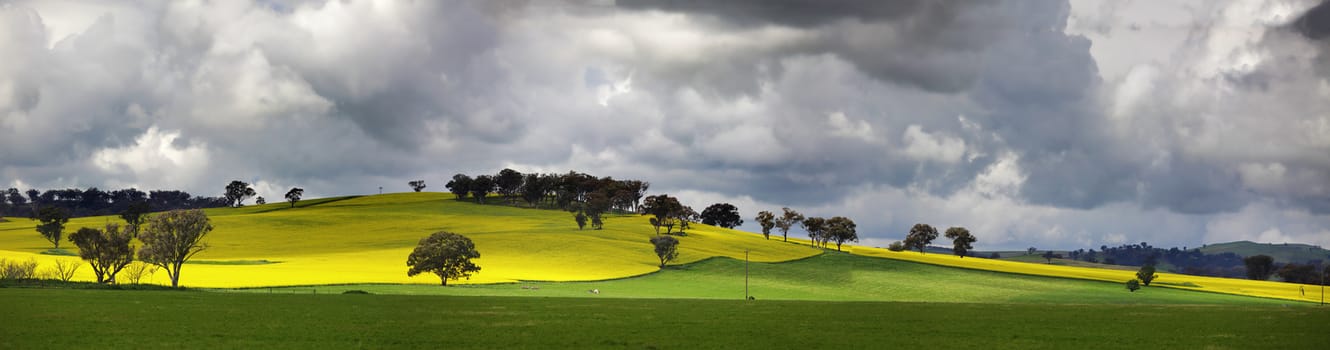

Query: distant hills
<box><xmin>1198</xmin><ymin>241</ymin><xmax>1330</xmax><ymax>265</ymax></box>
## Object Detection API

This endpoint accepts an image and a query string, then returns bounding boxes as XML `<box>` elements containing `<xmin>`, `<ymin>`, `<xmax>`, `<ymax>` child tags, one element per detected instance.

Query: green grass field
<box><xmin>236</xmin><ymin>251</ymin><xmax>1301</xmax><ymax>305</ymax></box>
<box><xmin>1</xmin><ymin>288</ymin><xmax>1325</xmax><ymax>349</ymax></box>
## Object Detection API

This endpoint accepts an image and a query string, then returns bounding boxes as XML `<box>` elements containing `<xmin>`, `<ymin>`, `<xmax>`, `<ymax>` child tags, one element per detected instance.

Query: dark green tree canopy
<box><xmin>68</xmin><ymin>223</ymin><xmax>135</xmax><ymax>284</ymax></box>
<box><xmin>285</xmin><ymin>187</ymin><xmax>304</xmax><ymax>208</ymax></box>
<box><xmin>1136</xmin><ymin>265</ymin><xmax>1158</xmax><ymax>286</ymax></box>
<box><xmin>446</xmin><ymin>174</ymin><xmax>473</xmax><ymax>200</ymax></box>
<box><xmin>1126</xmin><ymin>279</ymin><xmax>1141</xmax><ymax>292</ymax></box>
<box><xmin>1243</xmin><ymin>255</ymin><xmax>1275</xmax><ymax>280</ymax></box>
<box><xmin>650</xmin><ymin>235</ymin><xmax>679</xmax><ymax>268</ymax></box>
<box><xmin>119</xmin><ymin>200</ymin><xmax>151</xmax><ymax>237</ymax></box>
<box><xmin>407</xmin><ymin>231</ymin><xmax>481</xmax><ymax>286</ymax></box>
<box><xmin>469</xmin><ymin>175</ymin><xmax>496</xmax><ymax>204</ymax></box>
<box><xmin>224</xmin><ymin>180</ymin><xmax>256</xmax><ymax>207</ymax></box>
<box><xmin>802</xmin><ymin>217</ymin><xmax>827</xmax><ymax>247</ymax></box>
<box><xmin>903</xmin><ymin>223</ymin><xmax>938</xmax><ymax>254</ymax></box>
<box><xmin>944</xmin><ymin>227</ymin><xmax>976</xmax><ymax>258</ymax></box>
<box><xmin>700</xmin><ymin>203</ymin><xmax>743</xmax><ymax>229</ymax></box>
<box><xmin>36</xmin><ymin>206</ymin><xmax>71</xmax><ymax>249</ymax></box>
<box><xmin>641</xmin><ymin>194</ymin><xmax>684</xmax><ymax>235</ymax></box>
<box><xmin>825</xmin><ymin>216</ymin><xmax>858</xmax><ymax>251</ymax></box>
<box><xmin>408</xmin><ymin>180</ymin><xmax>427</xmax><ymax>192</ymax></box>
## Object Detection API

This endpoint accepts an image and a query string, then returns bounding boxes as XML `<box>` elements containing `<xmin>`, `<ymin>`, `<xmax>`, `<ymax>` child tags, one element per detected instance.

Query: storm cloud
<box><xmin>1</xmin><ymin>0</ymin><xmax>1327</xmax><ymax>249</ymax></box>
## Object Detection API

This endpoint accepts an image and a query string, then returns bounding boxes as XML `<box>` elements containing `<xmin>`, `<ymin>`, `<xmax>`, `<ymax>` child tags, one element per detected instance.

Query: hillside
<box><xmin>0</xmin><ymin>192</ymin><xmax>819</xmax><ymax>287</ymax></box>
<box><xmin>1198</xmin><ymin>240</ymin><xmax>1330</xmax><ymax>264</ymax></box>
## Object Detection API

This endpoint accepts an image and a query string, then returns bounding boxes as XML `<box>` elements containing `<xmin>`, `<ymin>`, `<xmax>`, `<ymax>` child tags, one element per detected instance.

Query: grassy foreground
<box><xmin>1</xmin><ymin>288</ymin><xmax>1325</xmax><ymax>349</ymax></box>
<box><xmin>238</xmin><ymin>252</ymin><xmax>1299</xmax><ymax>305</ymax></box>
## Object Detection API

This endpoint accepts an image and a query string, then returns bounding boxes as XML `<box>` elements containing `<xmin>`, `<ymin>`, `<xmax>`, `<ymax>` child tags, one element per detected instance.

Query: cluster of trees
<box><xmin>41</xmin><ymin>209</ymin><xmax>214</xmax><ymax>287</ymax></box>
<box><xmin>444</xmin><ymin>169</ymin><xmax>649</xmax><ymax>230</ymax></box>
<box><xmin>0</xmin><ymin>187</ymin><xmax>229</xmax><ymax>218</ymax></box>
<box><xmin>883</xmin><ymin>224</ymin><xmax>978</xmax><ymax>258</ymax></box>
<box><xmin>1057</xmin><ymin>242</ymin><xmax>1292</xmax><ymax>279</ymax></box>
<box><xmin>1125</xmin><ymin>265</ymin><xmax>1159</xmax><ymax>293</ymax></box>
<box><xmin>1243</xmin><ymin>254</ymin><xmax>1329</xmax><ymax>285</ymax></box>
<box><xmin>752</xmin><ymin>208</ymin><xmax>859</xmax><ymax>251</ymax></box>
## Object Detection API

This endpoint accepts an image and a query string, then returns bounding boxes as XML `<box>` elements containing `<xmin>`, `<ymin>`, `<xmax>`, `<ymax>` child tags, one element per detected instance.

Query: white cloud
<box><xmin>91</xmin><ymin>126</ymin><xmax>210</xmax><ymax>190</ymax></box>
<box><xmin>901</xmin><ymin>124</ymin><xmax>966</xmax><ymax>163</ymax></box>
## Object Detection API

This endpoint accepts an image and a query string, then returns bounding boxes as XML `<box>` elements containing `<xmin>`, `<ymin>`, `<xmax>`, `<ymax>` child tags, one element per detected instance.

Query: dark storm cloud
<box><xmin>1292</xmin><ymin>0</ymin><xmax>1330</xmax><ymax>40</ymax></box>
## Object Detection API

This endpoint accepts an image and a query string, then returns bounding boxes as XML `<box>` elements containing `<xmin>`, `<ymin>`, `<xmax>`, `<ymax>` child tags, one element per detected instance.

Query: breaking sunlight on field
<box><xmin>0</xmin><ymin>193</ymin><xmax>819</xmax><ymax>287</ymax></box>
<box><xmin>851</xmin><ymin>246</ymin><xmax>1326</xmax><ymax>304</ymax></box>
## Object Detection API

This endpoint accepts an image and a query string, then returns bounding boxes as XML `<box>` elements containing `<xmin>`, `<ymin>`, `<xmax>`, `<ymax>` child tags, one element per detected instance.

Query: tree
<box><xmin>641</xmin><ymin>194</ymin><xmax>683</xmax><ymax>235</ymax></box>
<box><xmin>700</xmin><ymin>203</ymin><xmax>744</xmax><ymax>229</ymax></box>
<box><xmin>1028</xmin><ymin>247</ymin><xmax>1037</xmax><ymax>255</ymax></box>
<box><xmin>1042</xmin><ymin>251</ymin><xmax>1056</xmax><ymax>263</ymax></box>
<box><xmin>802</xmin><ymin>217</ymin><xmax>826</xmax><ymax>247</ymax></box>
<box><xmin>68</xmin><ymin>224</ymin><xmax>134</xmax><ymax>284</ymax></box>
<box><xmin>574</xmin><ymin>210</ymin><xmax>588</xmax><ymax>230</ymax></box>
<box><xmin>775</xmin><ymin>208</ymin><xmax>804</xmax><ymax>242</ymax></box>
<box><xmin>36</xmin><ymin>206</ymin><xmax>70</xmax><ymax>249</ymax></box>
<box><xmin>469</xmin><ymin>175</ymin><xmax>495</xmax><ymax>204</ymax></box>
<box><xmin>224</xmin><ymin>180</ymin><xmax>256</xmax><ymax>207</ymax></box>
<box><xmin>285</xmin><ymin>187</ymin><xmax>304</xmax><ymax>208</ymax></box>
<box><xmin>119</xmin><ymin>200</ymin><xmax>150</xmax><ymax>237</ymax></box>
<box><xmin>1243</xmin><ymin>255</ymin><xmax>1275</xmax><ymax>280</ymax></box>
<box><xmin>406</xmin><ymin>231</ymin><xmax>481</xmax><ymax>286</ymax></box>
<box><xmin>408</xmin><ymin>180</ymin><xmax>427</xmax><ymax>192</ymax></box>
<box><xmin>825</xmin><ymin>216</ymin><xmax>858</xmax><ymax>251</ymax></box>
<box><xmin>446</xmin><ymin>174</ymin><xmax>473</xmax><ymax>200</ymax></box>
<box><xmin>944</xmin><ymin>227</ymin><xmax>976</xmax><ymax>258</ymax></box>
<box><xmin>138</xmin><ymin>209</ymin><xmax>213</xmax><ymax>287</ymax></box>
<box><xmin>495</xmin><ymin>168</ymin><xmax>524</xmax><ymax>204</ymax></box>
<box><xmin>255</xmin><ymin>196</ymin><xmax>266</xmax><ymax>205</ymax></box>
<box><xmin>887</xmin><ymin>241</ymin><xmax>905</xmax><ymax>252</ymax></box>
<box><xmin>755</xmin><ymin>211</ymin><xmax>776</xmax><ymax>240</ymax></box>
<box><xmin>1126</xmin><ymin>279</ymin><xmax>1141</xmax><ymax>292</ymax></box>
<box><xmin>1136</xmin><ymin>264</ymin><xmax>1158</xmax><ymax>286</ymax></box>
<box><xmin>903</xmin><ymin>223</ymin><xmax>938</xmax><ymax>254</ymax></box>
<box><xmin>650</xmin><ymin>235</ymin><xmax>679</xmax><ymax>268</ymax></box>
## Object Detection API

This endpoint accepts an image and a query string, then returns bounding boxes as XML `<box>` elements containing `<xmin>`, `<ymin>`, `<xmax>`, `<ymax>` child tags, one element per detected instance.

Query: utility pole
<box><xmin>745</xmin><ymin>249</ymin><xmax>750</xmax><ymax>301</ymax></box>
<box><xmin>378</xmin><ymin>186</ymin><xmax>383</xmax><ymax>195</ymax></box>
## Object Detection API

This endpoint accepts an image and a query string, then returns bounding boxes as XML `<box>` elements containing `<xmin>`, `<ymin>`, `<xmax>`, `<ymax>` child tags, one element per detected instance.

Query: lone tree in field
<box><xmin>755</xmin><ymin>210</ymin><xmax>775</xmax><ymax>240</ymax></box>
<box><xmin>255</xmin><ymin>196</ymin><xmax>266</xmax><ymax>205</ymax></box>
<box><xmin>1243</xmin><ymin>255</ymin><xmax>1275</xmax><ymax>280</ymax></box>
<box><xmin>406</xmin><ymin>231</ymin><xmax>481</xmax><ymax>286</ymax></box>
<box><xmin>700</xmin><ymin>203</ymin><xmax>744</xmax><ymax>229</ymax></box>
<box><xmin>825</xmin><ymin>216</ymin><xmax>858</xmax><ymax>251</ymax></box>
<box><xmin>409</xmin><ymin>180</ymin><xmax>427</xmax><ymax>192</ymax></box>
<box><xmin>285</xmin><ymin>187</ymin><xmax>304</xmax><ymax>208</ymax></box>
<box><xmin>224</xmin><ymin>180</ymin><xmax>256</xmax><ymax>207</ymax></box>
<box><xmin>119</xmin><ymin>200</ymin><xmax>150</xmax><ymax>237</ymax></box>
<box><xmin>36</xmin><ymin>206</ymin><xmax>71</xmax><ymax>249</ymax></box>
<box><xmin>775</xmin><ymin>208</ymin><xmax>804</xmax><ymax>242</ymax></box>
<box><xmin>1136</xmin><ymin>264</ymin><xmax>1158</xmax><ymax>286</ymax></box>
<box><xmin>68</xmin><ymin>224</ymin><xmax>134</xmax><ymax>284</ymax></box>
<box><xmin>903</xmin><ymin>223</ymin><xmax>938</xmax><ymax>254</ymax></box>
<box><xmin>1042</xmin><ymin>251</ymin><xmax>1057</xmax><ymax>263</ymax></box>
<box><xmin>138</xmin><ymin>209</ymin><xmax>213</xmax><ymax>287</ymax></box>
<box><xmin>650</xmin><ymin>235</ymin><xmax>679</xmax><ymax>268</ymax></box>
<box><xmin>944</xmin><ymin>227</ymin><xmax>976</xmax><ymax>258</ymax></box>
<box><xmin>1126</xmin><ymin>279</ymin><xmax>1141</xmax><ymax>292</ymax></box>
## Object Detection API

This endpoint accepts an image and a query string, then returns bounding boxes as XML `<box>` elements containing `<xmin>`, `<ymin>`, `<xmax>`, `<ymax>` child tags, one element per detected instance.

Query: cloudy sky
<box><xmin>2</xmin><ymin>0</ymin><xmax>1328</xmax><ymax>250</ymax></box>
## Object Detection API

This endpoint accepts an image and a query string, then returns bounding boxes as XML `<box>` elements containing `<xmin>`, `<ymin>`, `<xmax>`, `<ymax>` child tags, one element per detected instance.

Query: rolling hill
<box><xmin>1</xmin><ymin>192</ymin><xmax>1323</xmax><ymax>304</ymax></box>
<box><xmin>1198</xmin><ymin>240</ymin><xmax>1330</xmax><ymax>264</ymax></box>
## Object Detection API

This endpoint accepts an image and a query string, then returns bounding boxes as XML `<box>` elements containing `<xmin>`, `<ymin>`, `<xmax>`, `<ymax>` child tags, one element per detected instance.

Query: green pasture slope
<box><xmin>2</xmin><ymin>288</ymin><xmax>1326</xmax><ymax>349</ymax></box>
<box><xmin>242</xmin><ymin>252</ymin><xmax>1297</xmax><ymax>305</ymax></box>
<box><xmin>1199</xmin><ymin>240</ymin><xmax>1330</xmax><ymax>264</ymax></box>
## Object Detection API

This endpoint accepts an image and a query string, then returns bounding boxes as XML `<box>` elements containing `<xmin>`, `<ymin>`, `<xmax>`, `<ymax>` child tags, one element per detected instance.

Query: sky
<box><xmin>1</xmin><ymin>0</ymin><xmax>1328</xmax><ymax>250</ymax></box>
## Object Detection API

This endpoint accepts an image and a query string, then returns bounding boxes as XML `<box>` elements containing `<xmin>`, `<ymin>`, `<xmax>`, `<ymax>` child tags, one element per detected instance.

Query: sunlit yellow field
<box><xmin>850</xmin><ymin>246</ymin><xmax>1326</xmax><ymax>303</ymax></box>
<box><xmin>0</xmin><ymin>192</ymin><xmax>819</xmax><ymax>287</ymax></box>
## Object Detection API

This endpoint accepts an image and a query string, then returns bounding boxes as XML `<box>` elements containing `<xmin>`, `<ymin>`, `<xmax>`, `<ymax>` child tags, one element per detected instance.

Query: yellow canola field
<box><xmin>0</xmin><ymin>193</ymin><xmax>819</xmax><ymax>288</ymax></box>
<box><xmin>850</xmin><ymin>246</ymin><xmax>1326</xmax><ymax>304</ymax></box>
